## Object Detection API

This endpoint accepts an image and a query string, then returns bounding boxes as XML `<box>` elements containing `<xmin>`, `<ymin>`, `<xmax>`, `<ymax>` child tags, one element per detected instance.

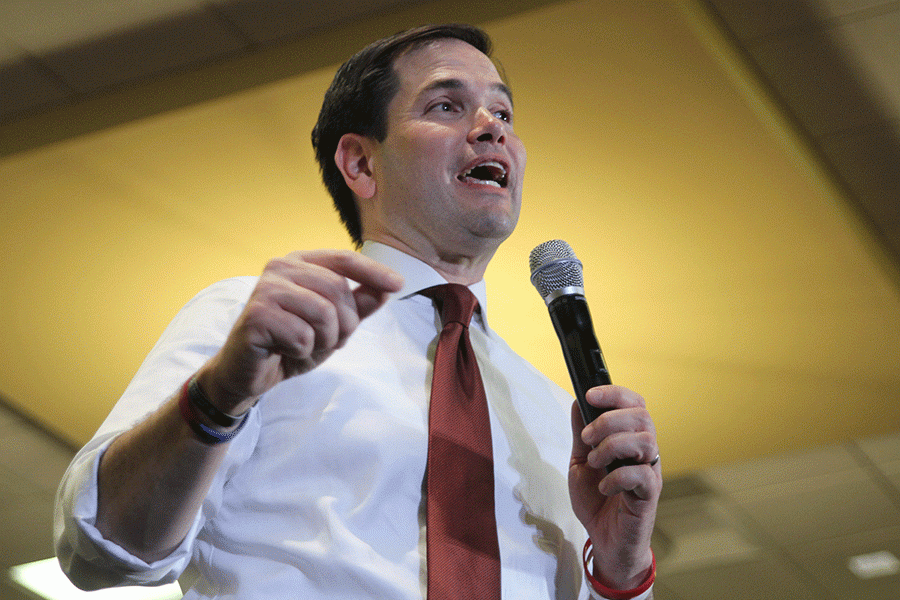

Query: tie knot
<box><xmin>421</xmin><ymin>283</ymin><xmax>479</xmax><ymax>328</ymax></box>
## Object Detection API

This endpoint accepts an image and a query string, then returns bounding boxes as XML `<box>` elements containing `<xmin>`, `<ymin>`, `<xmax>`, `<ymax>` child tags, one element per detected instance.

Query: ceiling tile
<box><xmin>747</xmin><ymin>28</ymin><xmax>889</xmax><ymax>138</ymax></box>
<box><xmin>0</xmin><ymin>494</ymin><xmax>55</xmax><ymax>567</ymax></box>
<box><xmin>0</xmin><ymin>32</ymin><xmax>24</xmax><ymax>64</ymax></box>
<box><xmin>703</xmin><ymin>443</ymin><xmax>860</xmax><ymax>492</ymax></box>
<box><xmin>821</xmin><ymin>0</ymin><xmax>900</xmax><ymax>20</ymax></box>
<box><xmin>662</xmin><ymin>555</ymin><xmax>824</xmax><ymax>600</ymax></box>
<box><xmin>855</xmin><ymin>430</ymin><xmax>900</xmax><ymax>466</ymax></box>
<box><xmin>853</xmin><ymin>431</ymin><xmax>900</xmax><ymax>492</ymax></box>
<box><xmin>705</xmin><ymin>0</ymin><xmax>824</xmax><ymax>43</ymax></box>
<box><xmin>650</xmin><ymin>582</ymin><xmax>686</xmax><ymax>600</ymax></box>
<box><xmin>0</xmin><ymin>58</ymin><xmax>72</xmax><ymax>121</ymax></box>
<box><xmin>0</xmin><ymin>462</ymin><xmax>44</xmax><ymax>503</ymax></box>
<box><xmin>655</xmin><ymin>495</ymin><xmax>763</xmax><ymax>575</ymax></box>
<box><xmin>819</xmin><ymin>124</ymin><xmax>900</xmax><ymax>255</ymax></box>
<box><xmin>887</xmin><ymin>472</ymin><xmax>900</xmax><ymax>492</ymax></box>
<box><xmin>212</xmin><ymin>0</ymin><xmax>341</xmax><ymax>45</ymax></box>
<box><xmin>41</xmin><ymin>8</ymin><xmax>249</xmax><ymax>94</ymax></box>
<box><xmin>211</xmin><ymin>0</ymin><xmax>423</xmax><ymax>45</ymax></box>
<box><xmin>832</xmin><ymin>9</ymin><xmax>900</xmax><ymax>116</ymax></box>
<box><xmin>0</xmin><ymin>419</ymin><xmax>74</xmax><ymax>496</ymax></box>
<box><xmin>0</xmin><ymin>0</ymin><xmax>203</xmax><ymax>54</ymax></box>
<box><xmin>0</xmin><ymin>401</ymin><xmax>23</xmax><ymax>431</ymax></box>
<box><xmin>784</xmin><ymin>525</ymin><xmax>900</xmax><ymax>600</ymax></box>
<box><xmin>733</xmin><ymin>470</ymin><xmax>900</xmax><ymax>545</ymax></box>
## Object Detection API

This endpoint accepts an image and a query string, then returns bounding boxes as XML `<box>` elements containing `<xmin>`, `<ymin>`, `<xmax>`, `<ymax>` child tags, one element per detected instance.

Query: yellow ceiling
<box><xmin>1</xmin><ymin>0</ymin><xmax>898</xmax><ymax>476</ymax></box>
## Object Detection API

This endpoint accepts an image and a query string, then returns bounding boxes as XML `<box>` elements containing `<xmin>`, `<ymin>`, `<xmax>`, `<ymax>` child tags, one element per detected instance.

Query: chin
<box><xmin>470</xmin><ymin>213</ymin><xmax>518</xmax><ymax>245</ymax></box>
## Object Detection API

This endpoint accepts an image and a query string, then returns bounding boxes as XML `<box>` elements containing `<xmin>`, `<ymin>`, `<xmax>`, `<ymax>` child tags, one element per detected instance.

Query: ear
<box><xmin>334</xmin><ymin>133</ymin><xmax>377</xmax><ymax>200</ymax></box>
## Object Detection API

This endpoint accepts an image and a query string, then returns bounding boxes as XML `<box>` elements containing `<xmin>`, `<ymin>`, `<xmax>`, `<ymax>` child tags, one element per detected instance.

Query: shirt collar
<box><xmin>360</xmin><ymin>241</ymin><xmax>490</xmax><ymax>327</ymax></box>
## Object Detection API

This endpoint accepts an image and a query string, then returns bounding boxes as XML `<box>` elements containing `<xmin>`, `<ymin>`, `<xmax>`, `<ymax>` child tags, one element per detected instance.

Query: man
<box><xmin>55</xmin><ymin>24</ymin><xmax>661</xmax><ymax>599</ymax></box>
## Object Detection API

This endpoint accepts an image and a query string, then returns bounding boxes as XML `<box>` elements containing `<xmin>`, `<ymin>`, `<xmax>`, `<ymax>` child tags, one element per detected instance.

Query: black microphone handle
<box><xmin>547</xmin><ymin>293</ymin><xmax>631</xmax><ymax>471</ymax></box>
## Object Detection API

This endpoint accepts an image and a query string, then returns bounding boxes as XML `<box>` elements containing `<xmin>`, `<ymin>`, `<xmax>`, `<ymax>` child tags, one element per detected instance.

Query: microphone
<box><xmin>529</xmin><ymin>239</ymin><xmax>630</xmax><ymax>471</ymax></box>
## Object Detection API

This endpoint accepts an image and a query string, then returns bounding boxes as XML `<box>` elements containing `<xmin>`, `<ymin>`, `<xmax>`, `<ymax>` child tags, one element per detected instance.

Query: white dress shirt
<box><xmin>55</xmin><ymin>242</ymin><xmax>591</xmax><ymax>599</ymax></box>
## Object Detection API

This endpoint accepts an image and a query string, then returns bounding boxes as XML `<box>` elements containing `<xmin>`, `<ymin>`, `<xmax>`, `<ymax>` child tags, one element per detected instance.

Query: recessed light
<box><xmin>847</xmin><ymin>551</ymin><xmax>900</xmax><ymax>579</ymax></box>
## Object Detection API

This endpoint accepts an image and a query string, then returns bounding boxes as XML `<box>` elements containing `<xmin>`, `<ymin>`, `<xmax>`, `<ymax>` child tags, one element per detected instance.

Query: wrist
<box><xmin>177</xmin><ymin>377</ymin><xmax>249</xmax><ymax>444</ymax></box>
<box><xmin>583</xmin><ymin>539</ymin><xmax>655</xmax><ymax>600</ymax></box>
<box><xmin>194</xmin><ymin>364</ymin><xmax>257</xmax><ymax>417</ymax></box>
<box><xmin>188</xmin><ymin>375</ymin><xmax>248</xmax><ymax>426</ymax></box>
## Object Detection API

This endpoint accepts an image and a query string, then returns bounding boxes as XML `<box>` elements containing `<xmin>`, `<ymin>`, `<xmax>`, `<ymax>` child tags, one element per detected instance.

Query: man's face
<box><xmin>363</xmin><ymin>38</ymin><xmax>526</xmax><ymax>259</ymax></box>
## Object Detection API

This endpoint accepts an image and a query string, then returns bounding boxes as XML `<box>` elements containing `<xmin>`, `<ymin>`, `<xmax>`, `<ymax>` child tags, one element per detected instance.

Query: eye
<box><xmin>428</xmin><ymin>100</ymin><xmax>458</xmax><ymax>115</ymax></box>
<box><xmin>494</xmin><ymin>109</ymin><xmax>512</xmax><ymax>123</ymax></box>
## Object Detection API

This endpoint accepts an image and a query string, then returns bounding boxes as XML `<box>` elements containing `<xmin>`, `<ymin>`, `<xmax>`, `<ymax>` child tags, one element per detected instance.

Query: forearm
<box><xmin>95</xmin><ymin>392</ymin><xmax>231</xmax><ymax>562</ymax></box>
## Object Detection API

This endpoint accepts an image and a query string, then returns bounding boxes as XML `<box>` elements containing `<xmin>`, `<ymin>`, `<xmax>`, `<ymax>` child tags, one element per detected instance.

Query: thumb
<box><xmin>353</xmin><ymin>284</ymin><xmax>394</xmax><ymax>321</ymax></box>
<box><xmin>352</xmin><ymin>268</ymin><xmax>402</xmax><ymax>321</ymax></box>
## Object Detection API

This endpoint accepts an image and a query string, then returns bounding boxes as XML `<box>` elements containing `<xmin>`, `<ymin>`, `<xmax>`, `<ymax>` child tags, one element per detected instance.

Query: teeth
<box><xmin>476</xmin><ymin>161</ymin><xmax>506</xmax><ymax>176</ymax></box>
<box><xmin>462</xmin><ymin>160</ymin><xmax>507</xmax><ymax>186</ymax></box>
<box><xmin>467</xmin><ymin>178</ymin><xmax>501</xmax><ymax>188</ymax></box>
<box><xmin>469</xmin><ymin>161</ymin><xmax>506</xmax><ymax>178</ymax></box>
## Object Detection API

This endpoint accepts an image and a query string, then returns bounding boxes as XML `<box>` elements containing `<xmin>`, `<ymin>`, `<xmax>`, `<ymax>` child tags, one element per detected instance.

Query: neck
<box><xmin>365</xmin><ymin>235</ymin><xmax>496</xmax><ymax>285</ymax></box>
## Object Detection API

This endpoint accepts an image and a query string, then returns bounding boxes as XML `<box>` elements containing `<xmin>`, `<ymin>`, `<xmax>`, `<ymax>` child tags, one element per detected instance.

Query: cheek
<box><xmin>511</xmin><ymin>141</ymin><xmax>527</xmax><ymax>188</ymax></box>
<box><xmin>512</xmin><ymin>135</ymin><xmax>527</xmax><ymax>168</ymax></box>
<box><xmin>396</xmin><ymin>133</ymin><xmax>451</xmax><ymax>177</ymax></box>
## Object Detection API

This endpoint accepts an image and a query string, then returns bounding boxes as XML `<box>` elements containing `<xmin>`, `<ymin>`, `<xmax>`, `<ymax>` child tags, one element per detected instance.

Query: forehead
<box><xmin>391</xmin><ymin>38</ymin><xmax>508</xmax><ymax>101</ymax></box>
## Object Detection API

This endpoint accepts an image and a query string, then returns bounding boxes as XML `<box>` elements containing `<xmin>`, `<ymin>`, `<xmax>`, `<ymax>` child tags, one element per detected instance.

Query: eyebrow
<box><xmin>420</xmin><ymin>78</ymin><xmax>514</xmax><ymax>105</ymax></box>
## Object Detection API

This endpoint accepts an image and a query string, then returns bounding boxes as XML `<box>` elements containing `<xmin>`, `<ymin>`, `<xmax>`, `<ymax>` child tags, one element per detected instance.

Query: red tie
<box><xmin>421</xmin><ymin>284</ymin><xmax>501</xmax><ymax>599</ymax></box>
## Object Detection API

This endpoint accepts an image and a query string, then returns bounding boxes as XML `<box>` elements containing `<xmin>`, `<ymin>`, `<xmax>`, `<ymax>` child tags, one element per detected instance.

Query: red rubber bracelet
<box><xmin>583</xmin><ymin>539</ymin><xmax>655</xmax><ymax>600</ymax></box>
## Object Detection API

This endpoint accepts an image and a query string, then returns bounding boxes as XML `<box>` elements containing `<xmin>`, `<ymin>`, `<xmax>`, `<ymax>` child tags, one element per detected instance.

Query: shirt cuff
<box><xmin>57</xmin><ymin>439</ymin><xmax>198</xmax><ymax>588</ymax></box>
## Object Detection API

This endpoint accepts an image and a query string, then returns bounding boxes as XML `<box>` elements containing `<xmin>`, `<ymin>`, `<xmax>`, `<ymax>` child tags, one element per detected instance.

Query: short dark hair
<box><xmin>311</xmin><ymin>24</ymin><xmax>493</xmax><ymax>247</ymax></box>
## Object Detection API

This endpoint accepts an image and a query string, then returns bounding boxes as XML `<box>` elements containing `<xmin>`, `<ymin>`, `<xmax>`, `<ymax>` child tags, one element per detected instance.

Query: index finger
<box><xmin>584</xmin><ymin>385</ymin><xmax>646</xmax><ymax>412</ymax></box>
<box><xmin>299</xmin><ymin>249</ymin><xmax>404</xmax><ymax>293</ymax></box>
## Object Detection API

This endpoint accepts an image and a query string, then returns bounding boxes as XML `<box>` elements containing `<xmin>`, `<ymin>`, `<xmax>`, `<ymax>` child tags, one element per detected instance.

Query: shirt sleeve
<box><xmin>54</xmin><ymin>277</ymin><xmax>260</xmax><ymax>590</ymax></box>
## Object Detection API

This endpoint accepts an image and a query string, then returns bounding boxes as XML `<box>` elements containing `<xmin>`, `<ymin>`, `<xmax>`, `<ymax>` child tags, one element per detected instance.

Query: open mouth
<box><xmin>458</xmin><ymin>160</ymin><xmax>508</xmax><ymax>188</ymax></box>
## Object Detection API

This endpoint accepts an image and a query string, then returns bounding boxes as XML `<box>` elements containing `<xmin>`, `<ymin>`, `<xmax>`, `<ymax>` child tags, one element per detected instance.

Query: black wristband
<box><xmin>178</xmin><ymin>381</ymin><xmax>247</xmax><ymax>444</ymax></box>
<box><xmin>187</xmin><ymin>376</ymin><xmax>244</xmax><ymax>428</ymax></box>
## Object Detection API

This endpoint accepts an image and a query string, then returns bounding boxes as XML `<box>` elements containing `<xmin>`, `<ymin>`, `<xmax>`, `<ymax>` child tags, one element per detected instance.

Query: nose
<box><xmin>468</xmin><ymin>107</ymin><xmax>506</xmax><ymax>145</ymax></box>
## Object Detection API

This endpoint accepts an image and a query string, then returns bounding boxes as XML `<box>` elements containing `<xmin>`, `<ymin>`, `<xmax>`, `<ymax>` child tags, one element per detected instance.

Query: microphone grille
<box><xmin>529</xmin><ymin>239</ymin><xmax>584</xmax><ymax>298</ymax></box>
